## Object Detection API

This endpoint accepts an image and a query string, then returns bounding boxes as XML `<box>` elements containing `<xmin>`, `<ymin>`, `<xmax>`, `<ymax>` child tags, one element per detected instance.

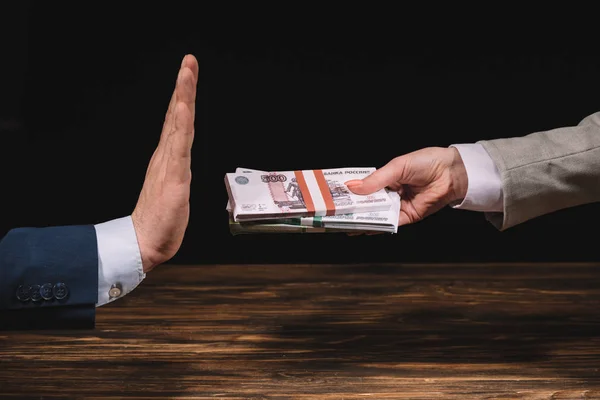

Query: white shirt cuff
<box><xmin>450</xmin><ymin>143</ymin><xmax>504</xmax><ymax>212</ymax></box>
<box><xmin>94</xmin><ymin>216</ymin><xmax>145</xmax><ymax>307</ymax></box>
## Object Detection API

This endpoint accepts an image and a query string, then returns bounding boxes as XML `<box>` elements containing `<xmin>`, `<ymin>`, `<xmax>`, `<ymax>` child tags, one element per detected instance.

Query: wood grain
<box><xmin>2</xmin><ymin>263</ymin><xmax>600</xmax><ymax>399</ymax></box>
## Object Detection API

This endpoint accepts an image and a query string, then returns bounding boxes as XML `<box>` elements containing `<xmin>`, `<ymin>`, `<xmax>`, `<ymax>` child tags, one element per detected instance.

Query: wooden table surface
<box><xmin>2</xmin><ymin>263</ymin><xmax>600</xmax><ymax>399</ymax></box>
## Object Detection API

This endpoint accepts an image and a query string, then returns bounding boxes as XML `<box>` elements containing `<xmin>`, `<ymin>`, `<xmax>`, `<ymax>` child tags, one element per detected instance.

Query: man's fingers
<box><xmin>180</xmin><ymin>54</ymin><xmax>199</xmax><ymax>123</ymax></box>
<box><xmin>161</xmin><ymin>56</ymin><xmax>197</xmax><ymax>145</ymax></box>
<box><xmin>144</xmin><ymin>55</ymin><xmax>198</xmax><ymax>184</ymax></box>
<box><xmin>176</xmin><ymin>67</ymin><xmax>197</xmax><ymax>120</ymax></box>
<box><xmin>345</xmin><ymin>156</ymin><xmax>407</xmax><ymax>195</ymax></box>
<box><xmin>398</xmin><ymin>209</ymin><xmax>412</xmax><ymax>226</ymax></box>
<box><xmin>181</xmin><ymin>54</ymin><xmax>199</xmax><ymax>87</ymax></box>
<box><xmin>163</xmin><ymin>91</ymin><xmax>177</xmax><ymax>132</ymax></box>
<box><xmin>388</xmin><ymin>182</ymin><xmax>403</xmax><ymax>192</ymax></box>
<box><xmin>158</xmin><ymin>65</ymin><xmax>185</xmax><ymax>150</ymax></box>
<box><xmin>160</xmin><ymin>54</ymin><xmax>197</xmax><ymax>144</ymax></box>
<box><xmin>168</xmin><ymin>64</ymin><xmax>197</xmax><ymax>174</ymax></box>
<box><xmin>166</xmin><ymin>101</ymin><xmax>194</xmax><ymax>183</ymax></box>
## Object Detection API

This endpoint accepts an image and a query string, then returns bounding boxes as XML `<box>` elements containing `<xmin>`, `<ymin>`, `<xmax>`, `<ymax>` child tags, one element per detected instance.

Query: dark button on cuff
<box><xmin>30</xmin><ymin>285</ymin><xmax>42</xmax><ymax>302</ymax></box>
<box><xmin>40</xmin><ymin>283</ymin><xmax>54</xmax><ymax>300</ymax></box>
<box><xmin>53</xmin><ymin>283</ymin><xmax>69</xmax><ymax>300</ymax></box>
<box><xmin>16</xmin><ymin>285</ymin><xmax>32</xmax><ymax>302</ymax></box>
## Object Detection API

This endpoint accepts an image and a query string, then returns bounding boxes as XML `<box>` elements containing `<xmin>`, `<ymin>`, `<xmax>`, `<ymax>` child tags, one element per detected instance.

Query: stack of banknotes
<box><xmin>225</xmin><ymin>167</ymin><xmax>401</xmax><ymax>235</ymax></box>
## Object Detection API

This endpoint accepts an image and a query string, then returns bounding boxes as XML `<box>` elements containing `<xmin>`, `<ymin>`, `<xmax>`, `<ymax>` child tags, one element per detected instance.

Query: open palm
<box><xmin>131</xmin><ymin>54</ymin><xmax>199</xmax><ymax>272</ymax></box>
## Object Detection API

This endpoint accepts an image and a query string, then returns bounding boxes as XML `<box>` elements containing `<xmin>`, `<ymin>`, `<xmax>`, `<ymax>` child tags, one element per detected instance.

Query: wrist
<box><xmin>131</xmin><ymin>211</ymin><xmax>160</xmax><ymax>273</ymax></box>
<box><xmin>140</xmin><ymin>249</ymin><xmax>159</xmax><ymax>274</ymax></box>
<box><xmin>448</xmin><ymin>147</ymin><xmax>468</xmax><ymax>203</ymax></box>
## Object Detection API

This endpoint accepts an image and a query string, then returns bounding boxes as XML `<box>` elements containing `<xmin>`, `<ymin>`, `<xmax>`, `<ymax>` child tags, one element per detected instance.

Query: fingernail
<box><xmin>181</xmin><ymin>56</ymin><xmax>187</xmax><ymax>68</ymax></box>
<box><xmin>345</xmin><ymin>180</ymin><xmax>362</xmax><ymax>189</ymax></box>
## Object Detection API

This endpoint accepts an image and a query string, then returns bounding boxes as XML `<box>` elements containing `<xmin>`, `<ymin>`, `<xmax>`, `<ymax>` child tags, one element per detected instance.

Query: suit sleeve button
<box><xmin>30</xmin><ymin>285</ymin><xmax>42</xmax><ymax>302</ymax></box>
<box><xmin>40</xmin><ymin>283</ymin><xmax>54</xmax><ymax>300</ymax></box>
<box><xmin>53</xmin><ymin>283</ymin><xmax>69</xmax><ymax>300</ymax></box>
<box><xmin>16</xmin><ymin>285</ymin><xmax>32</xmax><ymax>302</ymax></box>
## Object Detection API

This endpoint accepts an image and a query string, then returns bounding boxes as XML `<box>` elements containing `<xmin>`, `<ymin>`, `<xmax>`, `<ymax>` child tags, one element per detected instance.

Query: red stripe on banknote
<box><xmin>294</xmin><ymin>171</ymin><xmax>315</xmax><ymax>217</ymax></box>
<box><xmin>313</xmin><ymin>170</ymin><xmax>335</xmax><ymax>216</ymax></box>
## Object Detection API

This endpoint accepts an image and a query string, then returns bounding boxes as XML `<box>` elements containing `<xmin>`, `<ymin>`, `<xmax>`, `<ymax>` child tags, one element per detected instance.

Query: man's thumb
<box><xmin>344</xmin><ymin>159</ymin><xmax>403</xmax><ymax>195</ymax></box>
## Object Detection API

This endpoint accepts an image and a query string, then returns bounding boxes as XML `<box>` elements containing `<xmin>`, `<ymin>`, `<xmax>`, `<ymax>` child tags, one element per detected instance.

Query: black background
<box><xmin>1</xmin><ymin>3</ymin><xmax>598</xmax><ymax>264</ymax></box>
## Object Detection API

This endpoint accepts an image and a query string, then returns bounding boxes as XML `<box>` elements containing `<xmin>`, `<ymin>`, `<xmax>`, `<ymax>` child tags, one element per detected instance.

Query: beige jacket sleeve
<box><xmin>479</xmin><ymin>112</ymin><xmax>600</xmax><ymax>231</ymax></box>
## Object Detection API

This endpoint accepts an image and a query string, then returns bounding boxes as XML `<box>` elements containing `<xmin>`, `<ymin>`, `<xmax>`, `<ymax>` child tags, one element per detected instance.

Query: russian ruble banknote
<box><xmin>225</xmin><ymin>167</ymin><xmax>394</xmax><ymax>222</ymax></box>
<box><xmin>226</xmin><ymin>168</ymin><xmax>401</xmax><ymax>235</ymax></box>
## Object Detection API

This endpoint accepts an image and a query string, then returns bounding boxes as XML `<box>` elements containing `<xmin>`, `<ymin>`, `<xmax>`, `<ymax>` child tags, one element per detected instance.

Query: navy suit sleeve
<box><xmin>0</xmin><ymin>225</ymin><xmax>98</xmax><ymax>330</ymax></box>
